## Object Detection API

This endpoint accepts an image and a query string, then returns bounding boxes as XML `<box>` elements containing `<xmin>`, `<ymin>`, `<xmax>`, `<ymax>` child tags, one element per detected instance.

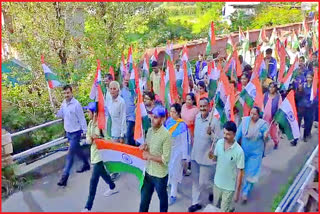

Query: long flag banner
<box><xmin>95</xmin><ymin>139</ymin><xmax>146</xmax><ymax>188</ymax></box>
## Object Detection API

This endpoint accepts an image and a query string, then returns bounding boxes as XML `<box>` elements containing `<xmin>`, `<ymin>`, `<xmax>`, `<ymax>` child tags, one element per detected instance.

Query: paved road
<box><xmin>2</xmin><ymin>127</ymin><xmax>318</xmax><ymax>212</ymax></box>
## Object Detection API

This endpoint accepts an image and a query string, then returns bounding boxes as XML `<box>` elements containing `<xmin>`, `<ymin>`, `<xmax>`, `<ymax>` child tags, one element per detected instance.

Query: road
<box><xmin>2</xmin><ymin>127</ymin><xmax>318</xmax><ymax>212</ymax></box>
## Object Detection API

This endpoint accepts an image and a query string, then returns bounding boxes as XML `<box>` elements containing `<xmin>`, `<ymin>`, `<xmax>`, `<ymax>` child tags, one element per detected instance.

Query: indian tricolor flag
<box><xmin>164</xmin><ymin>60</ymin><xmax>179</xmax><ymax>110</ymax></box>
<box><xmin>182</xmin><ymin>60</ymin><xmax>189</xmax><ymax>100</ymax></box>
<box><xmin>134</xmin><ymin>87</ymin><xmax>151</xmax><ymax>145</ymax></box>
<box><xmin>127</xmin><ymin>46</ymin><xmax>133</xmax><ymax>72</ymax></box>
<box><xmin>41</xmin><ymin>55</ymin><xmax>62</xmax><ymax>89</ymax></box>
<box><xmin>206</xmin><ymin>21</ymin><xmax>216</xmax><ymax>55</ymax></box>
<box><xmin>274</xmin><ymin>90</ymin><xmax>300</xmax><ymax>140</ymax></box>
<box><xmin>150</xmin><ymin>48</ymin><xmax>158</xmax><ymax>65</ymax></box>
<box><xmin>226</xmin><ymin>34</ymin><xmax>234</xmax><ymax>58</ymax></box>
<box><xmin>208</xmin><ymin>62</ymin><xmax>221</xmax><ymax>101</ymax></box>
<box><xmin>95</xmin><ymin>139</ymin><xmax>146</xmax><ymax>188</ymax></box>
<box><xmin>239</xmin><ymin>27</ymin><xmax>245</xmax><ymax>45</ymax></box>
<box><xmin>215</xmin><ymin>70</ymin><xmax>230</xmax><ymax>125</ymax></box>
<box><xmin>257</xmin><ymin>27</ymin><xmax>268</xmax><ymax>45</ymax></box>
<box><xmin>89</xmin><ymin>60</ymin><xmax>106</xmax><ymax>130</ymax></box>
<box><xmin>159</xmin><ymin>70</ymin><xmax>166</xmax><ymax>105</ymax></box>
<box><xmin>311</xmin><ymin>67</ymin><xmax>318</xmax><ymax>102</ymax></box>
<box><xmin>142</xmin><ymin>54</ymin><xmax>150</xmax><ymax>79</ymax></box>
<box><xmin>280</xmin><ymin>56</ymin><xmax>299</xmax><ymax>91</ymax></box>
<box><xmin>225</xmin><ymin>86</ymin><xmax>235</xmax><ymax>122</ymax></box>
<box><xmin>129</xmin><ymin>64</ymin><xmax>139</xmax><ymax>94</ymax></box>
<box><xmin>181</xmin><ymin>45</ymin><xmax>192</xmax><ymax>75</ymax></box>
<box><xmin>240</xmin><ymin>76</ymin><xmax>263</xmax><ymax>109</ymax></box>
<box><xmin>165</xmin><ymin>41</ymin><xmax>173</xmax><ymax>61</ymax></box>
<box><xmin>109</xmin><ymin>66</ymin><xmax>115</xmax><ymax>80</ymax></box>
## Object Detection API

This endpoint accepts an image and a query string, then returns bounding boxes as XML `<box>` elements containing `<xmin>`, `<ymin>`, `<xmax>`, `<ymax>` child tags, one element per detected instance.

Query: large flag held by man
<box><xmin>95</xmin><ymin>139</ymin><xmax>146</xmax><ymax>188</ymax></box>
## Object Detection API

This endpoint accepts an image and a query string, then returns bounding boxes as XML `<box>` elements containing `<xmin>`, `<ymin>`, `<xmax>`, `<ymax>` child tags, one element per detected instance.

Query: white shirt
<box><xmin>56</xmin><ymin>97</ymin><xmax>87</xmax><ymax>133</ymax></box>
<box><xmin>105</xmin><ymin>95</ymin><xmax>127</xmax><ymax>138</ymax></box>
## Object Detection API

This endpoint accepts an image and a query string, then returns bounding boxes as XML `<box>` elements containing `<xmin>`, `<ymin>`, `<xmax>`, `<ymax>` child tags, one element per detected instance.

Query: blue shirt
<box><xmin>265</xmin><ymin>57</ymin><xmax>277</xmax><ymax>80</ymax></box>
<box><xmin>120</xmin><ymin>87</ymin><xmax>136</xmax><ymax>122</ymax></box>
<box><xmin>56</xmin><ymin>97</ymin><xmax>87</xmax><ymax>133</ymax></box>
<box><xmin>195</xmin><ymin>60</ymin><xmax>207</xmax><ymax>80</ymax></box>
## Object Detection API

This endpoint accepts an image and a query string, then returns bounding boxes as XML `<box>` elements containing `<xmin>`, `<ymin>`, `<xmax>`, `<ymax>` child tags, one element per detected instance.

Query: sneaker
<box><xmin>103</xmin><ymin>186</ymin><xmax>119</xmax><ymax>197</ymax></box>
<box><xmin>290</xmin><ymin>140</ymin><xmax>297</xmax><ymax>146</ymax></box>
<box><xmin>273</xmin><ymin>144</ymin><xmax>278</xmax><ymax>150</ymax></box>
<box><xmin>169</xmin><ymin>196</ymin><xmax>177</xmax><ymax>206</ymax></box>
<box><xmin>81</xmin><ymin>208</ymin><xmax>90</xmax><ymax>212</ymax></box>
<box><xmin>188</xmin><ymin>204</ymin><xmax>202</xmax><ymax>212</ymax></box>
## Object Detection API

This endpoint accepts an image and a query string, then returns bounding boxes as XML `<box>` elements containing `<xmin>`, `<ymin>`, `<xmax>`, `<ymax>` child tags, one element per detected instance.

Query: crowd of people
<box><xmin>53</xmin><ymin>33</ymin><xmax>318</xmax><ymax>212</ymax></box>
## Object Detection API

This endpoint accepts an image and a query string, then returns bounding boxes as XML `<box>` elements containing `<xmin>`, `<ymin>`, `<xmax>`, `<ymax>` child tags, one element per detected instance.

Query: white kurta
<box><xmin>168</xmin><ymin>130</ymin><xmax>189</xmax><ymax>185</ymax></box>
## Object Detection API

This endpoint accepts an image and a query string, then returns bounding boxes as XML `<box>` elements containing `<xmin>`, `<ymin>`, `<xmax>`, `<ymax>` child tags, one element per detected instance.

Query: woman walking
<box><xmin>236</xmin><ymin>107</ymin><xmax>269</xmax><ymax>204</ymax></box>
<box><xmin>165</xmin><ymin>103</ymin><xmax>190</xmax><ymax>205</ymax></box>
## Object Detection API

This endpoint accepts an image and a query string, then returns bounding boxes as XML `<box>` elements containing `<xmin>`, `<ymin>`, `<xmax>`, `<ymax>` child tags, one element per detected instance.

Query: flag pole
<box><xmin>46</xmin><ymin>83</ymin><xmax>56</xmax><ymax>112</ymax></box>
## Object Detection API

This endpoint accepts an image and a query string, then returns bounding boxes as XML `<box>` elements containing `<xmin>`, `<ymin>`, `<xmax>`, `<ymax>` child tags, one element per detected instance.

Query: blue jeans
<box><xmin>139</xmin><ymin>173</ymin><xmax>168</xmax><ymax>212</ymax></box>
<box><xmin>63</xmin><ymin>130</ymin><xmax>89</xmax><ymax>176</ymax></box>
<box><xmin>85</xmin><ymin>161</ymin><xmax>115</xmax><ymax>210</ymax></box>
<box><xmin>125</xmin><ymin>120</ymin><xmax>136</xmax><ymax>146</ymax></box>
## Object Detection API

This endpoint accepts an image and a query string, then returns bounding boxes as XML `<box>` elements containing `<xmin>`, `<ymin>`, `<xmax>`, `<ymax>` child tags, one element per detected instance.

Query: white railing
<box><xmin>275</xmin><ymin>145</ymin><xmax>318</xmax><ymax>212</ymax></box>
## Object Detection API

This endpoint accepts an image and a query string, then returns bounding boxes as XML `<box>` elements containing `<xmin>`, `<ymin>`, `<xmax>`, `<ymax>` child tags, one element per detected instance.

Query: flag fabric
<box><xmin>142</xmin><ymin>54</ymin><xmax>150</xmax><ymax>79</ymax></box>
<box><xmin>129</xmin><ymin>64</ymin><xmax>139</xmax><ymax>94</ymax></box>
<box><xmin>269</xmin><ymin>28</ymin><xmax>278</xmax><ymax>47</ymax></box>
<box><xmin>159</xmin><ymin>70</ymin><xmax>166</xmax><ymax>105</ymax></box>
<box><xmin>241</xmin><ymin>28</ymin><xmax>250</xmax><ymax>64</ymax></box>
<box><xmin>277</xmin><ymin>42</ymin><xmax>287</xmax><ymax>82</ymax></box>
<box><xmin>134</xmin><ymin>87</ymin><xmax>151</xmax><ymax>145</ymax></box>
<box><xmin>257</xmin><ymin>27</ymin><xmax>268</xmax><ymax>45</ymax></box>
<box><xmin>41</xmin><ymin>55</ymin><xmax>62</xmax><ymax>89</ymax></box>
<box><xmin>165</xmin><ymin>41</ymin><xmax>173</xmax><ymax>61</ymax></box>
<box><xmin>302</xmin><ymin>19</ymin><xmax>309</xmax><ymax>38</ymax></box>
<box><xmin>215</xmin><ymin>70</ymin><xmax>231</xmax><ymax>125</ymax></box>
<box><xmin>165</xmin><ymin>60</ymin><xmax>179</xmax><ymax>110</ymax></box>
<box><xmin>127</xmin><ymin>46</ymin><xmax>133</xmax><ymax>72</ymax></box>
<box><xmin>251</xmin><ymin>53</ymin><xmax>267</xmax><ymax>82</ymax></box>
<box><xmin>181</xmin><ymin>46</ymin><xmax>192</xmax><ymax>75</ymax></box>
<box><xmin>182</xmin><ymin>61</ymin><xmax>189</xmax><ymax>100</ymax></box>
<box><xmin>311</xmin><ymin>67</ymin><xmax>318</xmax><ymax>101</ymax></box>
<box><xmin>226</xmin><ymin>35</ymin><xmax>234</xmax><ymax>57</ymax></box>
<box><xmin>274</xmin><ymin>90</ymin><xmax>300</xmax><ymax>140</ymax></box>
<box><xmin>150</xmin><ymin>48</ymin><xmax>158</xmax><ymax>66</ymax></box>
<box><xmin>206</xmin><ymin>21</ymin><xmax>216</xmax><ymax>55</ymax></box>
<box><xmin>95</xmin><ymin>139</ymin><xmax>146</xmax><ymax>188</ymax></box>
<box><xmin>225</xmin><ymin>86</ymin><xmax>235</xmax><ymax>122</ymax></box>
<box><xmin>208</xmin><ymin>62</ymin><xmax>221</xmax><ymax>101</ymax></box>
<box><xmin>239</xmin><ymin>27</ymin><xmax>246</xmax><ymax>45</ymax></box>
<box><xmin>291</xmin><ymin>30</ymin><xmax>299</xmax><ymax>50</ymax></box>
<box><xmin>240</xmin><ymin>76</ymin><xmax>263</xmax><ymax>109</ymax></box>
<box><xmin>280</xmin><ymin>56</ymin><xmax>299</xmax><ymax>91</ymax></box>
<box><xmin>312</xmin><ymin>32</ymin><xmax>318</xmax><ymax>51</ymax></box>
<box><xmin>89</xmin><ymin>60</ymin><xmax>106</xmax><ymax>130</ymax></box>
<box><xmin>109</xmin><ymin>66</ymin><xmax>115</xmax><ymax>80</ymax></box>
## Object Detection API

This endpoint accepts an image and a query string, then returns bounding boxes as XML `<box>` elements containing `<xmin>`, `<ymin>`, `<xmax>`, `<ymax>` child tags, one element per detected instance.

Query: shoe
<box><xmin>103</xmin><ymin>186</ymin><xmax>119</xmax><ymax>197</ymax></box>
<box><xmin>110</xmin><ymin>173</ymin><xmax>120</xmax><ymax>181</ymax></box>
<box><xmin>273</xmin><ymin>144</ymin><xmax>278</xmax><ymax>150</ymax></box>
<box><xmin>81</xmin><ymin>208</ymin><xmax>90</xmax><ymax>212</ymax></box>
<box><xmin>57</xmin><ymin>174</ymin><xmax>69</xmax><ymax>187</ymax></box>
<box><xmin>208</xmin><ymin>193</ymin><xmax>213</xmax><ymax>202</ymax></box>
<box><xmin>303</xmin><ymin>137</ymin><xmax>308</xmax><ymax>142</ymax></box>
<box><xmin>188</xmin><ymin>204</ymin><xmax>202</xmax><ymax>212</ymax></box>
<box><xmin>76</xmin><ymin>165</ymin><xmax>90</xmax><ymax>173</ymax></box>
<box><xmin>241</xmin><ymin>196</ymin><xmax>248</xmax><ymax>205</ymax></box>
<box><xmin>290</xmin><ymin>140</ymin><xmax>297</xmax><ymax>146</ymax></box>
<box><xmin>168</xmin><ymin>196</ymin><xmax>177</xmax><ymax>206</ymax></box>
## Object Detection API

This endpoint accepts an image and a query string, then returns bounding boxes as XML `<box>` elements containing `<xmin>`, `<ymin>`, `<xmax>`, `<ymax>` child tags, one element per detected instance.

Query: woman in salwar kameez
<box><xmin>236</xmin><ymin>107</ymin><xmax>269</xmax><ymax>204</ymax></box>
<box><xmin>165</xmin><ymin>103</ymin><xmax>190</xmax><ymax>206</ymax></box>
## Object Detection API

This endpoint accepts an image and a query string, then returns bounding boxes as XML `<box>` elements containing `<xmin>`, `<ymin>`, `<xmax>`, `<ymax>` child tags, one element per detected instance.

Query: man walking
<box><xmin>188</xmin><ymin>98</ymin><xmax>215</xmax><ymax>212</ymax></box>
<box><xmin>139</xmin><ymin>105</ymin><xmax>171</xmax><ymax>212</ymax></box>
<box><xmin>209</xmin><ymin>121</ymin><xmax>244</xmax><ymax>212</ymax></box>
<box><xmin>56</xmin><ymin>85</ymin><xmax>90</xmax><ymax>187</ymax></box>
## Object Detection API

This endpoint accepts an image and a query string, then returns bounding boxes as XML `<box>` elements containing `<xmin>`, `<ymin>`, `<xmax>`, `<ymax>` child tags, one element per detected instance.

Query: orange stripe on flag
<box><xmin>286</xmin><ymin>90</ymin><xmax>298</xmax><ymax>121</ymax></box>
<box><xmin>95</xmin><ymin>139</ymin><xmax>144</xmax><ymax>159</ymax></box>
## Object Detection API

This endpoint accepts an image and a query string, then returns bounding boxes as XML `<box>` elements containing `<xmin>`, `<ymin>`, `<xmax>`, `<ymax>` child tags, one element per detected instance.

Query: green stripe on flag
<box><xmin>45</xmin><ymin>73</ymin><xmax>59</xmax><ymax>81</ymax></box>
<box><xmin>104</xmin><ymin>161</ymin><xmax>144</xmax><ymax>189</ymax></box>
<box><xmin>239</xmin><ymin>90</ymin><xmax>254</xmax><ymax>108</ymax></box>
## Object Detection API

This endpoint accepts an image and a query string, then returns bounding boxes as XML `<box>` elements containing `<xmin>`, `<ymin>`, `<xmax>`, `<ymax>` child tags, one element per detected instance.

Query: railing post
<box><xmin>2</xmin><ymin>129</ymin><xmax>14</xmax><ymax>168</ymax></box>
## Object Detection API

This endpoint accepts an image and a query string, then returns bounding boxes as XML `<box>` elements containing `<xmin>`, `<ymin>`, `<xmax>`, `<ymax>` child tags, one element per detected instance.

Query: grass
<box><xmin>271</xmin><ymin>175</ymin><xmax>295</xmax><ymax>211</ymax></box>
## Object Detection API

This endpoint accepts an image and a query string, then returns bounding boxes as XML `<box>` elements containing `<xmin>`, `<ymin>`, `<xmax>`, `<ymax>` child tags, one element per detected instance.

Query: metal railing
<box><xmin>7</xmin><ymin>119</ymin><xmax>69</xmax><ymax>161</ymax></box>
<box><xmin>275</xmin><ymin>145</ymin><xmax>318</xmax><ymax>212</ymax></box>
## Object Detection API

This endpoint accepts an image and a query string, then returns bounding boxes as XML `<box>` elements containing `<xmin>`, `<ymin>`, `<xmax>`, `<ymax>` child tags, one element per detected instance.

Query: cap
<box><xmin>83</xmin><ymin>102</ymin><xmax>97</xmax><ymax>113</ymax></box>
<box><xmin>151</xmin><ymin>105</ymin><xmax>166</xmax><ymax>118</ymax></box>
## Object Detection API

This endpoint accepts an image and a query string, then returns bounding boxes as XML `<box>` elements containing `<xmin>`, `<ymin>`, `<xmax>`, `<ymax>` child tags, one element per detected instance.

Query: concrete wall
<box><xmin>144</xmin><ymin>20</ymin><xmax>313</xmax><ymax>67</ymax></box>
